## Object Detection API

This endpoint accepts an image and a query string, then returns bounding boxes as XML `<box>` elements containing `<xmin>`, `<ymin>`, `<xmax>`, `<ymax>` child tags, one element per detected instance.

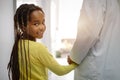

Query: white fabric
<box><xmin>70</xmin><ymin>0</ymin><xmax>120</xmax><ymax>80</ymax></box>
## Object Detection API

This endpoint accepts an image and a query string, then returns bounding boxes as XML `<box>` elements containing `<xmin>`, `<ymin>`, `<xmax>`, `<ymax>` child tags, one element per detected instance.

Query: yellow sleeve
<box><xmin>36</xmin><ymin>43</ymin><xmax>78</xmax><ymax>76</ymax></box>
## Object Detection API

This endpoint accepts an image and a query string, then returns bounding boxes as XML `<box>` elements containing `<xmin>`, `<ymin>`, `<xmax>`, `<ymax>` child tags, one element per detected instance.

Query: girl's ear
<box><xmin>21</xmin><ymin>26</ymin><xmax>26</xmax><ymax>32</ymax></box>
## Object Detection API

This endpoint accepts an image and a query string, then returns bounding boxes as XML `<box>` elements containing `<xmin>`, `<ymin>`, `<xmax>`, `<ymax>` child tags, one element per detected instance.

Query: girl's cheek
<box><xmin>44</xmin><ymin>26</ymin><xmax>46</xmax><ymax>31</ymax></box>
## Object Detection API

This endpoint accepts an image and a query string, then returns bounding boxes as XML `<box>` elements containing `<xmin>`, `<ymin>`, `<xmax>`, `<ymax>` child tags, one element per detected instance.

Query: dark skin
<box><xmin>67</xmin><ymin>56</ymin><xmax>78</xmax><ymax>65</ymax></box>
<box><xmin>22</xmin><ymin>10</ymin><xmax>46</xmax><ymax>42</ymax></box>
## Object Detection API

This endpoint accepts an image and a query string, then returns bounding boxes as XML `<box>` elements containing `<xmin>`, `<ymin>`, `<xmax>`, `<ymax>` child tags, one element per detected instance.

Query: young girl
<box><xmin>7</xmin><ymin>4</ymin><xmax>78</xmax><ymax>80</ymax></box>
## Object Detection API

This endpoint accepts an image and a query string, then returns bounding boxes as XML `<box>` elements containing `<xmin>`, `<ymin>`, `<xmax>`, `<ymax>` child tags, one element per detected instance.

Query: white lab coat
<box><xmin>70</xmin><ymin>0</ymin><xmax>120</xmax><ymax>80</ymax></box>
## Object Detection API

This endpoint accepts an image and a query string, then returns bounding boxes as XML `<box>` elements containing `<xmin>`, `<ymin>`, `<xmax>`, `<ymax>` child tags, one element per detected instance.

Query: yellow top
<box><xmin>18</xmin><ymin>40</ymin><xmax>77</xmax><ymax>80</ymax></box>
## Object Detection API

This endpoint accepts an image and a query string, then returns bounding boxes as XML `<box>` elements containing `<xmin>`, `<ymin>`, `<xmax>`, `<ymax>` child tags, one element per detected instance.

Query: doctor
<box><xmin>70</xmin><ymin>0</ymin><xmax>120</xmax><ymax>80</ymax></box>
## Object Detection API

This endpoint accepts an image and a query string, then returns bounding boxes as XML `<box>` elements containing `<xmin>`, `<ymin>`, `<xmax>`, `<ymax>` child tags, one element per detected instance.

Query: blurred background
<box><xmin>0</xmin><ymin>0</ymin><xmax>83</xmax><ymax>80</ymax></box>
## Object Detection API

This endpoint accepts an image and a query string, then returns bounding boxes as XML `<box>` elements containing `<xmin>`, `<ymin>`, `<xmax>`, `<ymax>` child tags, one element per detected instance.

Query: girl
<box><xmin>7</xmin><ymin>4</ymin><xmax>78</xmax><ymax>80</ymax></box>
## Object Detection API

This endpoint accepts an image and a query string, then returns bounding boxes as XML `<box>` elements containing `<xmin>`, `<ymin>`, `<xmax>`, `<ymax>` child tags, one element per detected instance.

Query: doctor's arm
<box><xmin>70</xmin><ymin>0</ymin><xmax>106</xmax><ymax>64</ymax></box>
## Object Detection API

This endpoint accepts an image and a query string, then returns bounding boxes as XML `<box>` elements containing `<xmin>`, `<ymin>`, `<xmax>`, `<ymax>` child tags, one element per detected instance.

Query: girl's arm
<box><xmin>37</xmin><ymin>43</ymin><xmax>78</xmax><ymax>76</ymax></box>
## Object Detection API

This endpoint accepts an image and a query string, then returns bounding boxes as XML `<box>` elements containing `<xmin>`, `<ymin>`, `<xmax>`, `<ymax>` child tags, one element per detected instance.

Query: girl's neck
<box><xmin>22</xmin><ymin>34</ymin><xmax>36</xmax><ymax>41</ymax></box>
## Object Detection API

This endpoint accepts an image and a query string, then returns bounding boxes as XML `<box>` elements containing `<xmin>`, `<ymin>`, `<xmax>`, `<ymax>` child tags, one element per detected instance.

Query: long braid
<box><xmin>7</xmin><ymin>4</ymin><xmax>44</xmax><ymax>80</ymax></box>
<box><xmin>7</xmin><ymin>7</ymin><xmax>21</xmax><ymax>80</ymax></box>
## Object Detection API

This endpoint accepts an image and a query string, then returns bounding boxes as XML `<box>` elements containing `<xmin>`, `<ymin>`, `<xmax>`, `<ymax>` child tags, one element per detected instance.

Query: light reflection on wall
<box><xmin>51</xmin><ymin>0</ymin><xmax>83</xmax><ymax>57</ymax></box>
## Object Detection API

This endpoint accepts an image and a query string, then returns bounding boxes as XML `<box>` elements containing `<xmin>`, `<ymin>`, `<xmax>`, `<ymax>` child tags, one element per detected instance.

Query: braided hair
<box><xmin>7</xmin><ymin>4</ymin><xmax>44</xmax><ymax>80</ymax></box>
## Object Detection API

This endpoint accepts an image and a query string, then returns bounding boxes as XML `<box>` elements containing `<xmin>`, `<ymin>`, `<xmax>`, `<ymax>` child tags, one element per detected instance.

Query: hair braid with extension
<box><xmin>7</xmin><ymin>4</ymin><xmax>44</xmax><ymax>80</ymax></box>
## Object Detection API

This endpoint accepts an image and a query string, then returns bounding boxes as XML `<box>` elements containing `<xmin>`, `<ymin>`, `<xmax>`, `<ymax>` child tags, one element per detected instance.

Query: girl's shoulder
<box><xmin>28</xmin><ymin>40</ymin><xmax>47</xmax><ymax>50</ymax></box>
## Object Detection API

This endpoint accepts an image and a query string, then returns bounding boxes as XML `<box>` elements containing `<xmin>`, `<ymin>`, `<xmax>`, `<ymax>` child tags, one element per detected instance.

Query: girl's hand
<box><xmin>67</xmin><ymin>55</ymin><xmax>74</xmax><ymax>64</ymax></box>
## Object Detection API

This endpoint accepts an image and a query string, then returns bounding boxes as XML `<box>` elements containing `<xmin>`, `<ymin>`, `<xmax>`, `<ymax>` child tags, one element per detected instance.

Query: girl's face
<box><xmin>25</xmin><ymin>10</ymin><xmax>46</xmax><ymax>40</ymax></box>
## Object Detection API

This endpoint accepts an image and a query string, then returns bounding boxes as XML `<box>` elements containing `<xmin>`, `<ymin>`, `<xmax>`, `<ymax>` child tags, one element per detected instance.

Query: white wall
<box><xmin>0</xmin><ymin>0</ymin><xmax>14</xmax><ymax>80</ymax></box>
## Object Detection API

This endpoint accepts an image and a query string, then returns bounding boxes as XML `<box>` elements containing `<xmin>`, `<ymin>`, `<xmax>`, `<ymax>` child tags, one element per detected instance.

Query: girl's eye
<box><xmin>34</xmin><ymin>23</ymin><xmax>39</xmax><ymax>26</ymax></box>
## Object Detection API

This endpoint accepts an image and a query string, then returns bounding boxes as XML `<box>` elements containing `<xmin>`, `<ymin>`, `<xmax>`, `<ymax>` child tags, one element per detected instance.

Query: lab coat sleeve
<box><xmin>70</xmin><ymin>0</ymin><xmax>106</xmax><ymax>64</ymax></box>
